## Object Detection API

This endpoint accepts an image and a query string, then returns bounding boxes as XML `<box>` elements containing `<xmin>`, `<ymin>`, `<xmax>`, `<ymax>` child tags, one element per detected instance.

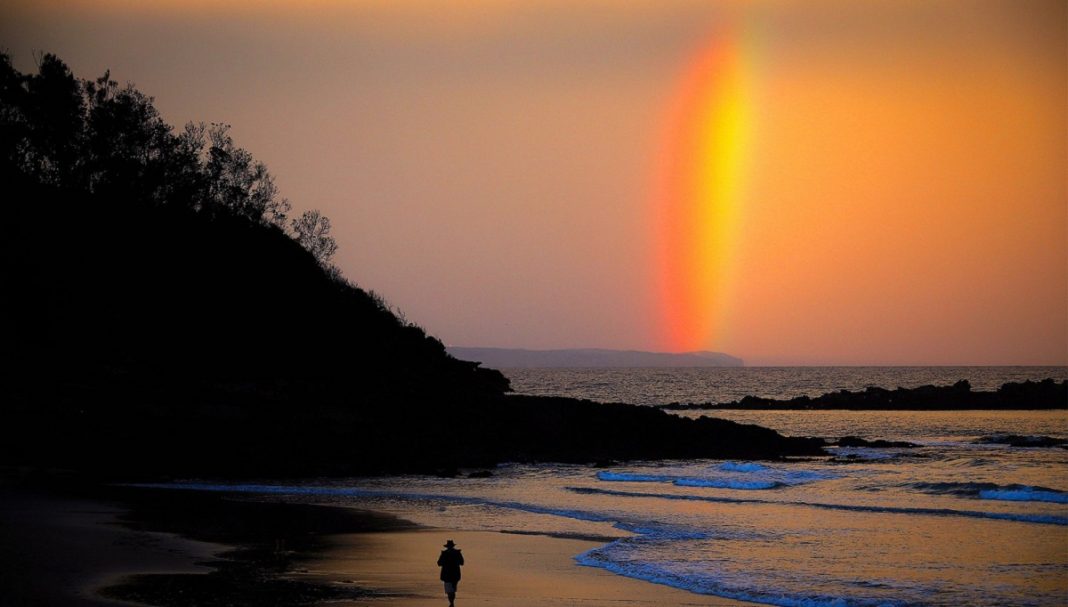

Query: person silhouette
<box><xmin>437</xmin><ymin>539</ymin><xmax>464</xmax><ymax>606</ymax></box>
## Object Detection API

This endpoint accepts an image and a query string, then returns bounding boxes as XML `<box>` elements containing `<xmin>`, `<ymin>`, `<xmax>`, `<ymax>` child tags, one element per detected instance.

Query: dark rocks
<box><xmin>659</xmin><ymin>379</ymin><xmax>1067</xmax><ymax>411</ymax></box>
<box><xmin>479</xmin><ymin>395</ymin><xmax>827</xmax><ymax>465</ymax></box>
<box><xmin>837</xmin><ymin>436</ymin><xmax>918</xmax><ymax>449</ymax></box>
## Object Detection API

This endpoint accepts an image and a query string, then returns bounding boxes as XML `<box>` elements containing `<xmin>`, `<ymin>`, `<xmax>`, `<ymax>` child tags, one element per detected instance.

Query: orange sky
<box><xmin>2</xmin><ymin>0</ymin><xmax>1064</xmax><ymax>365</ymax></box>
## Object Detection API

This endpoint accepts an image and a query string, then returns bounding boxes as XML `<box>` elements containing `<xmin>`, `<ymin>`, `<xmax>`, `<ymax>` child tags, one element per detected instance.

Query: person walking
<box><xmin>437</xmin><ymin>539</ymin><xmax>464</xmax><ymax>606</ymax></box>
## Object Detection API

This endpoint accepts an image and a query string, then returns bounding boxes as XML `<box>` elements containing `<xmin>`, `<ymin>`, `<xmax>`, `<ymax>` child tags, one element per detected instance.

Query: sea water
<box><xmin>150</xmin><ymin>367</ymin><xmax>1068</xmax><ymax>607</ymax></box>
<box><xmin>501</xmin><ymin>366</ymin><xmax>1068</xmax><ymax>406</ymax></box>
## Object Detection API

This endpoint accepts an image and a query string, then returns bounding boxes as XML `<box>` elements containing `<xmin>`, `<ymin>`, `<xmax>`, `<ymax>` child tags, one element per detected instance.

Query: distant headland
<box><xmin>448</xmin><ymin>347</ymin><xmax>744</xmax><ymax>368</ymax></box>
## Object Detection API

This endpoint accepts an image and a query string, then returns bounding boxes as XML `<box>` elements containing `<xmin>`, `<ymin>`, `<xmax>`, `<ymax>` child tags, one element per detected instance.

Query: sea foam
<box><xmin>568</xmin><ymin>486</ymin><xmax>1068</xmax><ymax>526</ymax></box>
<box><xmin>596</xmin><ymin>464</ymin><xmax>832</xmax><ymax>490</ymax></box>
<box><xmin>718</xmin><ymin>461</ymin><xmax>769</xmax><ymax>473</ymax></box>
<box><xmin>576</xmin><ymin>545</ymin><xmax>908</xmax><ymax>607</ymax></box>
<box><xmin>675</xmin><ymin>478</ymin><xmax>781</xmax><ymax>490</ymax></box>
<box><xmin>909</xmin><ymin>482</ymin><xmax>1068</xmax><ymax>504</ymax></box>
<box><xmin>979</xmin><ymin>488</ymin><xmax>1068</xmax><ymax>504</ymax></box>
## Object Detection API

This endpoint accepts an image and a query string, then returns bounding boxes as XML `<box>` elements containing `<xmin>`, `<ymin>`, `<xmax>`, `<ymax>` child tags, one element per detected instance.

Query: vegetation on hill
<box><xmin>1</xmin><ymin>53</ymin><xmax>823</xmax><ymax>477</ymax></box>
<box><xmin>1</xmin><ymin>52</ymin><xmax>507</xmax><ymax>393</ymax></box>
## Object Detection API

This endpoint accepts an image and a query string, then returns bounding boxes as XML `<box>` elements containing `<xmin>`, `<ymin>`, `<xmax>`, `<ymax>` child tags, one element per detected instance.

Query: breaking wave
<box><xmin>568</xmin><ymin>486</ymin><xmax>1068</xmax><ymax>526</ymax></box>
<box><xmin>596</xmin><ymin>463</ymin><xmax>833</xmax><ymax>491</ymax></box>
<box><xmin>910</xmin><ymin>482</ymin><xmax>1068</xmax><ymax>504</ymax></box>
<box><xmin>576</xmin><ymin>547</ymin><xmax>911</xmax><ymax>607</ymax></box>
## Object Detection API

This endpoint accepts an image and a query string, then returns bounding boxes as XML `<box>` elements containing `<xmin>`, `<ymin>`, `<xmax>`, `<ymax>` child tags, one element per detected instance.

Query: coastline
<box><xmin>0</xmin><ymin>483</ymin><xmax>224</xmax><ymax>606</ymax></box>
<box><xmin>0</xmin><ymin>480</ymin><xmax>756</xmax><ymax>607</ymax></box>
<box><xmin>308</xmin><ymin>528</ymin><xmax>755</xmax><ymax>606</ymax></box>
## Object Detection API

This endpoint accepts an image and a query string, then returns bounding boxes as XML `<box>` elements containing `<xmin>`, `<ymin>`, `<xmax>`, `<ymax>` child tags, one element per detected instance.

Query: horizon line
<box><xmin>445</xmin><ymin>346</ymin><xmax>1067</xmax><ymax>368</ymax></box>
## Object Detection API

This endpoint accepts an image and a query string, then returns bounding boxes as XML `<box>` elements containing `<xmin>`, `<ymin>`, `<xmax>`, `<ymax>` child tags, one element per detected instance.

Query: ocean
<box><xmin>500</xmin><ymin>365</ymin><xmax>1068</xmax><ymax>406</ymax></box>
<box><xmin>149</xmin><ymin>367</ymin><xmax>1068</xmax><ymax>607</ymax></box>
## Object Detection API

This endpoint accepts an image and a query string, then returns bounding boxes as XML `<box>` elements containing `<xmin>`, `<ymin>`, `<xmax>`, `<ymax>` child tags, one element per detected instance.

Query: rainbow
<box><xmin>654</xmin><ymin>26</ymin><xmax>756</xmax><ymax>352</ymax></box>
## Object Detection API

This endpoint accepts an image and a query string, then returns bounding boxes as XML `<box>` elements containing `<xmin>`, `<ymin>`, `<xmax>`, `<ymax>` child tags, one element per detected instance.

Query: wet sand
<box><xmin>0</xmin><ymin>487</ymin><xmax>224</xmax><ymax>606</ymax></box>
<box><xmin>0</xmin><ymin>482</ymin><xmax>754</xmax><ymax>606</ymax></box>
<box><xmin>310</xmin><ymin>528</ymin><xmax>754</xmax><ymax>606</ymax></box>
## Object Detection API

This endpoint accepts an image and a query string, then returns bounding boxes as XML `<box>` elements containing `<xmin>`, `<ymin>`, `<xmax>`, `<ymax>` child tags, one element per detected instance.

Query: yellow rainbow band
<box><xmin>655</xmin><ymin>28</ymin><xmax>754</xmax><ymax>352</ymax></box>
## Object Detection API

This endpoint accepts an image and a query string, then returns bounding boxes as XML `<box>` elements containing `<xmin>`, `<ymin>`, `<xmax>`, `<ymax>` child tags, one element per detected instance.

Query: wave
<box><xmin>943</xmin><ymin>457</ymin><xmax>1000</xmax><ymax>468</ymax></box>
<box><xmin>973</xmin><ymin>434</ymin><xmax>1067</xmax><ymax>448</ymax></box>
<box><xmin>909</xmin><ymin>482</ymin><xmax>1068</xmax><ymax>504</ymax></box>
<box><xmin>718</xmin><ymin>461</ymin><xmax>769</xmax><ymax>472</ymax></box>
<box><xmin>596</xmin><ymin>471</ymin><xmax>782</xmax><ymax>490</ymax></box>
<box><xmin>499</xmin><ymin>529</ymin><xmax>619</xmax><ymax>542</ymax></box>
<box><xmin>980</xmin><ymin>488</ymin><xmax>1068</xmax><ymax>503</ymax></box>
<box><xmin>576</xmin><ymin>545</ymin><xmax>909</xmax><ymax>607</ymax></box>
<box><xmin>828</xmin><ymin>447</ymin><xmax>899</xmax><ymax>461</ymax></box>
<box><xmin>713</xmin><ymin>462</ymin><xmax>834</xmax><ymax>483</ymax></box>
<box><xmin>675</xmin><ymin>478</ymin><xmax>781</xmax><ymax>490</ymax></box>
<box><xmin>781</xmin><ymin>470</ymin><xmax>837</xmax><ymax>482</ymax></box>
<box><xmin>567</xmin><ymin>486</ymin><xmax>1068</xmax><ymax>526</ymax></box>
<box><xmin>596</xmin><ymin>471</ymin><xmax>674</xmax><ymax>483</ymax></box>
<box><xmin>596</xmin><ymin>465</ymin><xmax>833</xmax><ymax>491</ymax></box>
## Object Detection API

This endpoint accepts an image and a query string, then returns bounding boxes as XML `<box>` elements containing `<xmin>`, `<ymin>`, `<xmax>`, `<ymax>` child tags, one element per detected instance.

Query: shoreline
<box><xmin>309</xmin><ymin>527</ymin><xmax>755</xmax><ymax>606</ymax></box>
<box><xmin>0</xmin><ymin>483</ymin><xmax>225</xmax><ymax>606</ymax></box>
<box><xmin>0</xmin><ymin>479</ymin><xmax>757</xmax><ymax>607</ymax></box>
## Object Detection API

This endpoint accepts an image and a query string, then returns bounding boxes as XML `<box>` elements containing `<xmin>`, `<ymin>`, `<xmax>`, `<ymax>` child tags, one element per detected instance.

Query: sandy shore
<box><xmin>0</xmin><ymin>486</ymin><xmax>224</xmax><ymax>606</ymax></box>
<box><xmin>0</xmin><ymin>481</ymin><xmax>755</xmax><ymax>607</ymax></box>
<box><xmin>308</xmin><ymin>528</ymin><xmax>753</xmax><ymax>606</ymax></box>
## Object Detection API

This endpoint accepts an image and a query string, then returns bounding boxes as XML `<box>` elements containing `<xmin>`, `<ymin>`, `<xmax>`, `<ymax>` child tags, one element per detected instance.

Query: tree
<box><xmin>1</xmin><ymin>51</ymin><xmax>330</xmax><ymax>258</ymax></box>
<box><xmin>203</xmin><ymin>124</ymin><xmax>290</xmax><ymax>227</ymax></box>
<box><xmin>3</xmin><ymin>53</ymin><xmax>86</xmax><ymax>188</ymax></box>
<box><xmin>83</xmin><ymin>71</ymin><xmax>174</xmax><ymax>202</ymax></box>
<box><xmin>290</xmin><ymin>209</ymin><xmax>337</xmax><ymax>264</ymax></box>
<box><xmin>0</xmin><ymin>53</ymin><xmax>30</xmax><ymax>179</ymax></box>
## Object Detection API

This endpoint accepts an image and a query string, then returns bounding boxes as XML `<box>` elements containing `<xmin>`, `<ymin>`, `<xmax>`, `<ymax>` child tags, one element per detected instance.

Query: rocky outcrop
<box><xmin>660</xmin><ymin>379</ymin><xmax>1067</xmax><ymax>411</ymax></box>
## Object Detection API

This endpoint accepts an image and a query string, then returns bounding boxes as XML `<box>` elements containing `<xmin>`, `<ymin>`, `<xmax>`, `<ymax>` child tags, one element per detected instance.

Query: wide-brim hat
<box><xmin>444</xmin><ymin>540</ymin><xmax>456</xmax><ymax>548</ymax></box>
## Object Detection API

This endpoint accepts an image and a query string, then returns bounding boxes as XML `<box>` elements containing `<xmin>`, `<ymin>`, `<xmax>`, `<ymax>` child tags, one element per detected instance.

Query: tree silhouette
<box><xmin>1</xmin><ymin>52</ymin><xmax>327</xmax><ymax>256</ymax></box>
<box><xmin>291</xmin><ymin>209</ymin><xmax>337</xmax><ymax>264</ymax></box>
<box><xmin>5</xmin><ymin>53</ymin><xmax>84</xmax><ymax>188</ymax></box>
<box><xmin>83</xmin><ymin>70</ymin><xmax>175</xmax><ymax>203</ymax></box>
<box><xmin>203</xmin><ymin>123</ymin><xmax>290</xmax><ymax>226</ymax></box>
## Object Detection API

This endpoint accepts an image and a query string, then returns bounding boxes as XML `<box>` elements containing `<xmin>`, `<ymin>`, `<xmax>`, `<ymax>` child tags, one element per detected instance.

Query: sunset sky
<box><xmin>3</xmin><ymin>0</ymin><xmax>1065</xmax><ymax>365</ymax></box>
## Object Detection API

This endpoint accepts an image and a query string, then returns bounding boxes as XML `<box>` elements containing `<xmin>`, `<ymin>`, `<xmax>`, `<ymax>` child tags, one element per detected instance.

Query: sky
<box><xmin>2</xmin><ymin>0</ymin><xmax>1065</xmax><ymax>365</ymax></box>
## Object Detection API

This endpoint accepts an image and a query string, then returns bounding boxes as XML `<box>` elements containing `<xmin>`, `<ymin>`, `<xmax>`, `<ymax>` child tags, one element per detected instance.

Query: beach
<box><xmin>0</xmin><ymin>482</ymin><xmax>222</xmax><ymax>606</ymax></box>
<box><xmin>0</xmin><ymin>479</ymin><xmax>752</xmax><ymax>607</ymax></box>
<box><xmin>309</xmin><ymin>528</ymin><xmax>750</xmax><ymax>606</ymax></box>
<box><xmin>5</xmin><ymin>398</ymin><xmax>1066</xmax><ymax>607</ymax></box>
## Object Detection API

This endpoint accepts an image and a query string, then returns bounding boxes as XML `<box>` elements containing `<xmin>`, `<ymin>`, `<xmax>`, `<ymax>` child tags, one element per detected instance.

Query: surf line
<box><xmin>566</xmin><ymin>486</ymin><xmax>1068</xmax><ymax>526</ymax></box>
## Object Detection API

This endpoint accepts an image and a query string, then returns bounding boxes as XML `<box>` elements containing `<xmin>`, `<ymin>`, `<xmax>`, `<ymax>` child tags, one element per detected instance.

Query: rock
<box><xmin>837</xmin><ymin>436</ymin><xmax>918</xmax><ymax>449</ymax></box>
<box><xmin>973</xmin><ymin>434</ymin><xmax>1067</xmax><ymax>448</ymax></box>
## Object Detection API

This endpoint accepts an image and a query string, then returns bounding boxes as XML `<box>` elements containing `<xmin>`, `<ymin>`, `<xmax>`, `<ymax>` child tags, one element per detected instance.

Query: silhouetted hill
<box><xmin>448</xmin><ymin>347</ymin><xmax>744</xmax><ymax>368</ymax></box>
<box><xmin>0</xmin><ymin>53</ymin><xmax>823</xmax><ymax>477</ymax></box>
<box><xmin>1</xmin><ymin>52</ymin><xmax>507</xmax><ymax>396</ymax></box>
<box><xmin>6</xmin><ymin>175</ymin><xmax>508</xmax><ymax>390</ymax></box>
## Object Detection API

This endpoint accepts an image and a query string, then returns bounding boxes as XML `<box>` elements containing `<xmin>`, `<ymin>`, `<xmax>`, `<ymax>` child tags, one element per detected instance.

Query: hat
<box><xmin>444</xmin><ymin>540</ymin><xmax>456</xmax><ymax>548</ymax></box>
